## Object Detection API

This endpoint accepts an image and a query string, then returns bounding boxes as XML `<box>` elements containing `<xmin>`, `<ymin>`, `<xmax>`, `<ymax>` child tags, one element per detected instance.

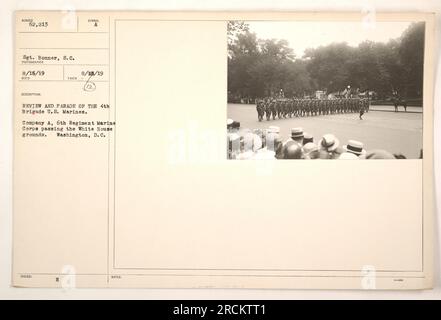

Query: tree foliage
<box><xmin>227</xmin><ymin>21</ymin><xmax>425</xmax><ymax>101</ymax></box>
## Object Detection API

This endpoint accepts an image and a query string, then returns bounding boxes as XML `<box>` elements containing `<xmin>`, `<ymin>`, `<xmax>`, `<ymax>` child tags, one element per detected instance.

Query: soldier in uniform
<box><xmin>256</xmin><ymin>98</ymin><xmax>264</xmax><ymax>122</ymax></box>
<box><xmin>282</xmin><ymin>99</ymin><xmax>286</xmax><ymax>118</ymax></box>
<box><xmin>283</xmin><ymin>100</ymin><xmax>288</xmax><ymax>118</ymax></box>
<box><xmin>275</xmin><ymin>99</ymin><xmax>280</xmax><ymax>119</ymax></box>
<box><xmin>271</xmin><ymin>98</ymin><xmax>277</xmax><ymax>120</ymax></box>
<box><xmin>281</xmin><ymin>100</ymin><xmax>285</xmax><ymax>118</ymax></box>
<box><xmin>302</xmin><ymin>99</ymin><xmax>309</xmax><ymax>117</ymax></box>
<box><xmin>292</xmin><ymin>99</ymin><xmax>297</xmax><ymax>117</ymax></box>
<box><xmin>307</xmin><ymin>99</ymin><xmax>312</xmax><ymax>117</ymax></box>
<box><xmin>288</xmin><ymin>99</ymin><xmax>293</xmax><ymax>118</ymax></box>
<box><xmin>359</xmin><ymin>98</ymin><xmax>365</xmax><ymax>120</ymax></box>
<box><xmin>393</xmin><ymin>95</ymin><xmax>399</xmax><ymax>112</ymax></box>
<box><xmin>279</xmin><ymin>100</ymin><xmax>284</xmax><ymax>118</ymax></box>
<box><xmin>265</xmin><ymin>98</ymin><xmax>271</xmax><ymax>121</ymax></box>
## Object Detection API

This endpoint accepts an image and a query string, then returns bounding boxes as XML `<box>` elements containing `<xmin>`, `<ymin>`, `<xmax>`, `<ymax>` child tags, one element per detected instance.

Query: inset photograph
<box><xmin>227</xmin><ymin>20</ymin><xmax>424</xmax><ymax>160</ymax></box>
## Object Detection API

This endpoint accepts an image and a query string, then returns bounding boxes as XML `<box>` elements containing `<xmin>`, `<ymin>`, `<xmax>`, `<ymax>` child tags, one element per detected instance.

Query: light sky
<box><xmin>247</xmin><ymin>21</ymin><xmax>412</xmax><ymax>58</ymax></box>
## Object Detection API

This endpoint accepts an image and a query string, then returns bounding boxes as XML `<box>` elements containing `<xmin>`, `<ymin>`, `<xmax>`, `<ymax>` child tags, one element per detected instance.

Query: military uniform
<box><xmin>256</xmin><ymin>99</ymin><xmax>265</xmax><ymax>121</ymax></box>
<box><xmin>359</xmin><ymin>98</ymin><xmax>365</xmax><ymax>119</ymax></box>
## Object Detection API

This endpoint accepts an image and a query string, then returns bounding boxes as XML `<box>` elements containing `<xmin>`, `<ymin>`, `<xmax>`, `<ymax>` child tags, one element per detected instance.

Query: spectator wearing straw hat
<box><xmin>290</xmin><ymin>127</ymin><xmax>304</xmax><ymax>144</ymax></box>
<box><xmin>303</xmin><ymin>133</ymin><xmax>313</xmax><ymax>145</ymax></box>
<box><xmin>283</xmin><ymin>140</ymin><xmax>303</xmax><ymax>159</ymax></box>
<box><xmin>302</xmin><ymin>142</ymin><xmax>319</xmax><ymax>159</ymax></box>
<box><xmin>343</xmin><ymin>140</ymin><xmax>366</xmax><ymax>157</ymax></box>
<box><xmin>318</xmin><ymin>134</ymin><xmax>340</xmax><ymax>158</ymax></box>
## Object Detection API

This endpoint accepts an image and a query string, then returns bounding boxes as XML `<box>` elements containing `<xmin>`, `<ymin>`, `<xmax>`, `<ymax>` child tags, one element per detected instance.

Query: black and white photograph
<box><xmin>227</xmin><ymin>20</ymin><xmax>425</xmax><ymax>160</ymax></box>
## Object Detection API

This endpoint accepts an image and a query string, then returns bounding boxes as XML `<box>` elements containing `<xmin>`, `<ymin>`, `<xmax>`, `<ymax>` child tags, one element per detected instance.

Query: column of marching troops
<box><xmin>255</xmin><ymin>97</ymin><xmax>370</xmax><ymax>121</ymax></box>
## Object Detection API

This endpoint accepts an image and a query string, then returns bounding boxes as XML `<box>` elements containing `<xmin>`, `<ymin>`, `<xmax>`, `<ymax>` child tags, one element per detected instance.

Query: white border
<box><xmin>1</xmin><ymin>0</ymin><xmax>440</xmax><ymax>299</ymax></box>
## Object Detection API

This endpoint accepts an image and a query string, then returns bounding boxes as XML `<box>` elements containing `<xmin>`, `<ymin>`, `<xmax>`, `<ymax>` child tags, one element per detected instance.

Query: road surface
<box><xmin>227</xmin><ymin>103</ymin><xmax>423</xmax><ymax>159</ymax></box>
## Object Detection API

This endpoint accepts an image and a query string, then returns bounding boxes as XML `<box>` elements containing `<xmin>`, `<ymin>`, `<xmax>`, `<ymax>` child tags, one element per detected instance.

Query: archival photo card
<box><xmin>12</xmin><ymin>11</ymin><xmax>434</xmax><ymax>290</ymax></box>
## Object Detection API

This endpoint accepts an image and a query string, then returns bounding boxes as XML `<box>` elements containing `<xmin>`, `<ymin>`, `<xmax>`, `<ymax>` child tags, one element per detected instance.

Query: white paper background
<box><xmin>1</xmin><ymin>0</ymin><xmax>440</xmax><ymax>299</ymax></box>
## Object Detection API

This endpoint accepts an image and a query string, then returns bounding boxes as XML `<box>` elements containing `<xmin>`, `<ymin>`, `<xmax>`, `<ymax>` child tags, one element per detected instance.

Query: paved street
<box><xmin>228</xmin><ymin>103</ymin><xmax>423</xmax><ymax>159</ymax></box>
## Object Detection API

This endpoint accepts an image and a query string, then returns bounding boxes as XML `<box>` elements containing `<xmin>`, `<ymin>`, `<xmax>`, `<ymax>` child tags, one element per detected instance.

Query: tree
<box><xmin>399</xmin><ymin>22</ymin><xmax>425</xmax><ymax>97</ymax></box>
<box><xmin>227</xmin><ymin>21</ymin><xmax>425</xmax><ymax>102</ymax></box>
<box><xmin>304</xmin><ymin>43</ymin><xmax>355</xmax><ymax>92</ymax></box>
<box><xmin>227</xmin><ymin>21</ymin><xmax>250</xmax><ymax>58</ymax></box>
<box><xmin>227</xmin><ymin>30</ymin><xmax>260</xmax><ymax>99</ymax></box>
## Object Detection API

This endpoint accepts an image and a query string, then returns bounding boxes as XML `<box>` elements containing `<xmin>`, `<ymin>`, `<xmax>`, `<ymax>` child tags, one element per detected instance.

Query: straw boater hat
<box><xmin>318</xmin><ymin>134</ymin><xmax>340</xmax><ymax>152</ymax></box>
<box><xmin>302</xmin><ymin>142</ymin><xmax>319</xmax><ymax>159</ymax></box>
<box><xmin>343</xmin><ymin>140</ymin><xmax>366</xmax><ymax>156</ymax></box>
<box><xmin>228</xmin><ymin>120</ymin><xmax>240</xmax><ymax>129</ymax></box>
<box><xmin>291</xmin><ymin>127</ymin><xmax>304</xmax><ymax>140</ymax></box>
<box><xmin>303</xmin><ymin>133</ymin><xmax>313</xmax><ymax>145</ymax></box>
<box><xmin>302</xmin><ymin>142</ymin><xmax>318</xmax><ymax>155</ymax></box>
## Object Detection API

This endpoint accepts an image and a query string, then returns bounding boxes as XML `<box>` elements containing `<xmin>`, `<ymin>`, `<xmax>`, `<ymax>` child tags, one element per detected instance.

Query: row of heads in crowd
<box><xmin>227</xmin><ymin>121</ymin><xmax>412</xmax><ymax>160</ymax></box>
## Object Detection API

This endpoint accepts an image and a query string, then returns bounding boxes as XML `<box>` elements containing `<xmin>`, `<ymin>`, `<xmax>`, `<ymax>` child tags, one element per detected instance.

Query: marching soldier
<box><xmin>270</xmin><ymin>98</ymin><xmax>277</xmax><ymax>120</ymax></box>
<box><xmin>256</xmin><ymin>98</ymin><xmax>264</xmax><ymax>121</ymax></box>
<box><xmin>275</xmin><ymin>99</ymin><xmax>281</xmax><ymax>119</ymax></box>
<box><xmin>288</xmin><ymin>99</ymin><xmax>294</xmax><ymax>117</ymax></box>
<box><xmin>359</xmin><ymin>98</ymin><xmax>365</xmax><ymax>120</ymax></box>
<box><xmin>265</xmin><ymin>98</ymin><xmax>271</xmax><ymax>121</ymax></box>
<box><xmin>283</xmin><ymin>100</ymin><xmax>289</xmax><ymax>118</ymax></box>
